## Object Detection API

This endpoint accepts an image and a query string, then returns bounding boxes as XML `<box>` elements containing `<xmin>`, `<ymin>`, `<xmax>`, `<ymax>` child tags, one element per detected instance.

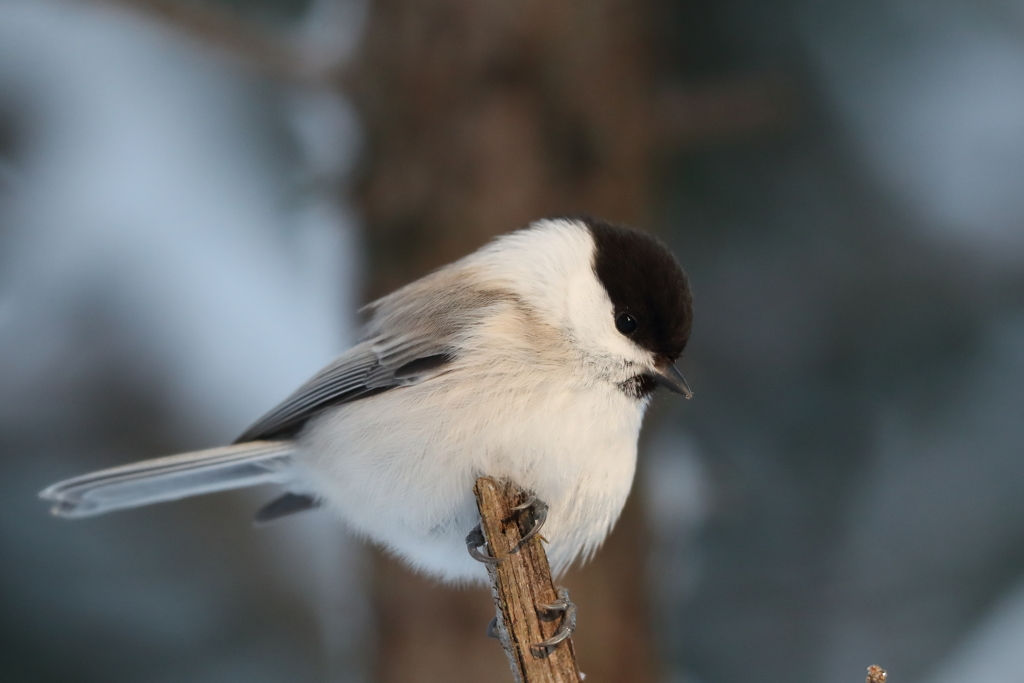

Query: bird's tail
<box><xmin>39</xmin><ymin>441</ymin><xmax>296</xmax><ymax>519</ymax></box>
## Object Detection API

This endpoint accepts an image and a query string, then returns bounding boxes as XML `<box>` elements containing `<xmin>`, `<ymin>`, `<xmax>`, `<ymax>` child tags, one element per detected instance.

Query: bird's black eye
<box><xmin>615</xmin><ymin>312</ymin><xmax>638</xmax><ymax>335</ymax></box>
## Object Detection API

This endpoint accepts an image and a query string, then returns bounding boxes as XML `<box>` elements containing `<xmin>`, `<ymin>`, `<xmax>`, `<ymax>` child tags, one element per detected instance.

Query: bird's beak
<box><xmin>650</xmin><ymin>363</ymin><xmax>693</xmax><ymax>399</ymax></box>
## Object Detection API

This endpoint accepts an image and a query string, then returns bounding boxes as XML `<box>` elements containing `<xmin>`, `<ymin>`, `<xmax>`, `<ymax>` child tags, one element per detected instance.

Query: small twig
<box><xmin>867</xmin><ymin>665</ymin><xmax>888</xmax><ymax>683</ymax></box>
<box><xmin>474</xmin><ymin>477</ymin><xmax>581</xmax><ymax>683</ymax></box>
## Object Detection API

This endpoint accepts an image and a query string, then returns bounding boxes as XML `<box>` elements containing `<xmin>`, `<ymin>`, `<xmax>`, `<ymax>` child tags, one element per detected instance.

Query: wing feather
<box><xmin>235</xmin><ymin>269</ymin><xmax>516</xmax><ymax>443</ymax></box>
<box><xmin>234</xmin><ymin>342</ymin><xmax>415</xmax><ymax>444</ymax></box>
<box><xmin>235</xmin><ymin>337</ymin><xmax>456</xmax><ymax>443</ymax></box>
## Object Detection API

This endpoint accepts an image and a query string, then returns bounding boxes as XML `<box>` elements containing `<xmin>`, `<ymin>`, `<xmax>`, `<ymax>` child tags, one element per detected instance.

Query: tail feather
<box><xmin>39</xmin><ymin>441</ymin><xmax>296</xmax><ymax>519</ymax></box>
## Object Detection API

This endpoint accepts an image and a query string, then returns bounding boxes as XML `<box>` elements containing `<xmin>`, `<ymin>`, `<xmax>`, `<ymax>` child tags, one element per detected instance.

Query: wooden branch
<box><xmin>474</xmin><ymin>477</ymin><xmax>582</xmax><ymax>683</ymax></box>
<box><xmin>866</xmin><ymin>665</ymin><xmax>887</xmax><ymax>683</ymax></box>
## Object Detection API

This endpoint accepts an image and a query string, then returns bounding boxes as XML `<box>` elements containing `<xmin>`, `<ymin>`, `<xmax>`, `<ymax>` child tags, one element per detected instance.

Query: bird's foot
<box><xmin>466</xmin><ymin>524</ymin><xmax>501</xmax><ymax>564</ymax></box>
<box><xmin>510</xmin><ymin>495</ymin><xmax>548</xmax><ymax>551</ymax></box>
<box><xmin>532</xmin><ymin>587</ymin><xmax>577</xmax><ymax>651</ymax></box>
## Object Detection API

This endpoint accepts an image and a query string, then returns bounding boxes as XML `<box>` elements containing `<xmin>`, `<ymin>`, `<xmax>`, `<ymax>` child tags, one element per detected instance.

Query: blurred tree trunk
<box><xmin>351</xmin><ymin>1</ymin><xmax>661</xmax><ymax>682</ymax></box>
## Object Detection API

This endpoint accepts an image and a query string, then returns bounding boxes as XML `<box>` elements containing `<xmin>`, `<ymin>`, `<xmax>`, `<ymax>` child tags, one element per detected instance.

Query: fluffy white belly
<box><xmin>295</xmin><ymin>373</ymin><xmax>646</xmax><ymax>583</ymax></box>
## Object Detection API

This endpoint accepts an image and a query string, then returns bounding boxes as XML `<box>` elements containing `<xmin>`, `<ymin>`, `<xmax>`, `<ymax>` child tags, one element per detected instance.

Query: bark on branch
<box><xmin>474</xmin><ymin>477</ymin><xmax>582</xmax><ymax>683</ymax></box>
<box><xmin>866</xmin><ymin>665</ymin><xmax>887</xmax><ymax>683</ymax></box>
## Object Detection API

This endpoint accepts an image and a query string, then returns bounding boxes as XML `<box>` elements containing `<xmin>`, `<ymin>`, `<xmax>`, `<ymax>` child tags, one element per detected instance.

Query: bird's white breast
<box><xmin>293</xmin><ymin>220</ymin><xmax>655</xmax><ymax>583</ymax></box>
<box><xmin>296</xmin><ymin>356</ymin><xmax>646</xmax><ymax>583</ymax></box>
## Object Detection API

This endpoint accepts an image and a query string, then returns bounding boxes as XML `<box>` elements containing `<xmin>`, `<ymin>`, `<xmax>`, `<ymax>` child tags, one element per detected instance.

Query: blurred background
<box><xmin>2</xmin><ymin>1</ymin><xmax>1023</xmax><ymax>682</ymax></box>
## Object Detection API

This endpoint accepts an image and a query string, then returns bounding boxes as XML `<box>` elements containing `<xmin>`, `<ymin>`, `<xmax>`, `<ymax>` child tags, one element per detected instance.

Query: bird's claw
<box><xmin>512</xmin><ymin>496</ymin><xmax>548</xmax><ymax>551</ymax></box>
<box><xmin>467</xmin><ymin>491</ymin><xmax>547</xmax><ymax>563</ymax></box>
<box><xmin>532</xmin><ymin>587</ymin><xmax>577</xmax><ymax>651</ymax></box>
<box><xmin>466</xmin><ymin>524</ymin><xmax>501</xmax><ymax>564</ymax></box>
<box><xmin>511</xmin><ymin>495</ymin><xmax>537</xmax><ymax>512</ymax></box>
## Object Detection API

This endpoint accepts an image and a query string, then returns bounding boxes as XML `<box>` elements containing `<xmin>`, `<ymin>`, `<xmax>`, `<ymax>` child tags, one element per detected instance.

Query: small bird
<box><xmin>40</xmin><ymin>216</ymin><xmax>693</xmax><ymax>643</ymax></box>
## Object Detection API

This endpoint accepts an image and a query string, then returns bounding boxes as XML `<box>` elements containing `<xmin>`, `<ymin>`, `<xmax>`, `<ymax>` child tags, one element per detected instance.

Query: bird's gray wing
<box><xmin>235</xmin><ymin>334</ymin><xmax>455</xmax><ymax>443</ymax></box>
<box><xmin>236</xmin><ymin>264</ymin><xmax>518</xmax><ymax>443</ymax></box>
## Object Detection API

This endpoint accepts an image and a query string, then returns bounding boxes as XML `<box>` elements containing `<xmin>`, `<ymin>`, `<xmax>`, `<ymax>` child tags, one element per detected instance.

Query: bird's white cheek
<box><xmin>564</xmin><ymin>272</ymin><xmax>649</xmax><ymax>371</ymax></box>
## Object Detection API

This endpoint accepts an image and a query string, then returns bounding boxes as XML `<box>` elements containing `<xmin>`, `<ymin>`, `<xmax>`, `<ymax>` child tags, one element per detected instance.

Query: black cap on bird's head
<box><xmin>580</xmin><ymin>216</ymin><xmax>694</xmax><ymax>398</ymax></box>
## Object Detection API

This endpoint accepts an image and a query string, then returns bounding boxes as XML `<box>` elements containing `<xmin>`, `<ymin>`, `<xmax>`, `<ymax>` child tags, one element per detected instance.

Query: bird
<box><xmin>40</xmin><ymin>215</ymin><xmax>693</xmax><ymax>645</ymax></box>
